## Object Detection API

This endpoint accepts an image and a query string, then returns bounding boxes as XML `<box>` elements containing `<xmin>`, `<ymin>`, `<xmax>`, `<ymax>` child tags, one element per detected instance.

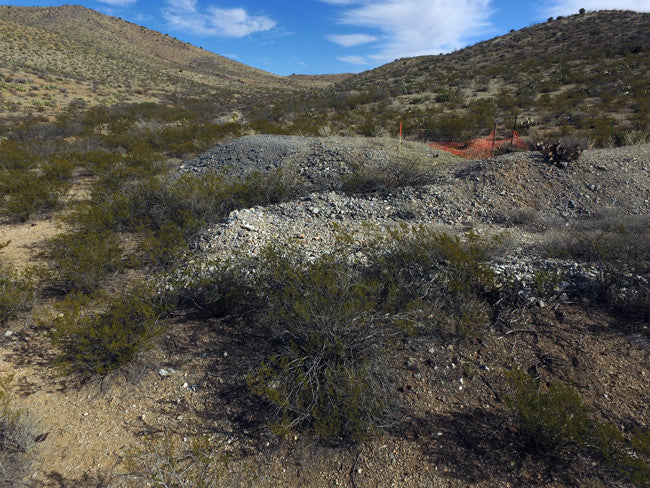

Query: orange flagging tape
<box><xmin>429</xmin><ymin>129</ymin><xmax>529</xmax><ymax>159</ymax></box>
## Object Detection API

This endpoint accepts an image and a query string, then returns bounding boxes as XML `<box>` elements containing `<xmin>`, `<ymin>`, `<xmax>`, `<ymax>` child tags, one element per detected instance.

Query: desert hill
<box><xmin>0</xmin><ymin>4</ymin><xmax>306</xmax><ymax>119</ymax></box>
<box><xmin>273</xmin><ymin>10</ymin><xmax>649</xmax><ymax>144</ymax></box>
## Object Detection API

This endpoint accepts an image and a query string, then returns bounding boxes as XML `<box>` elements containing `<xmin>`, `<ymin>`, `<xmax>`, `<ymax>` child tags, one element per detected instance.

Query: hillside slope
<box><xmin>272</xmin><ymin>10</ymin><xmax>649</xmax><ymax>144</ymax></box>
<box><xmin>0</xmin><ymin>5</ymin><xmax>298</xmax><ymax>118</ymax></box>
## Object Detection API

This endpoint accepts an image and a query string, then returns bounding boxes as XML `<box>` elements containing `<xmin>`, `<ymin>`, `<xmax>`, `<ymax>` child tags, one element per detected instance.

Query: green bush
<box><xmin>0</xmin><ymin>169</ymin><xmax>68</xmax><ymax>221</ymax></box>
<box><xmin>247</xmin><ymin>250</ymin><xmax>396</xmax><ymax>445</ymax></box>
<box><xmin>370</xmin><ymin>228</ymin><xmax>500</xmax><ymax>336</ymax></box>
<box><xmin>505</xmin><ymin>367</ymin><xmax>650</xmax><ymax>486</ymax></box>
<box><xmin>0</xmin><ymin>139</ymin><xmax>39</xmax><ymax>170</ymax></box>
<box><xmin>45</xmin><ymin>230</ymin><xmax>124</xmax><ymax>294</ymax></box>
<box><xmin>48</xmin><ymin>289</ymin><xmax>164</xmax><ymax>377</ymax></box>
<box><xmin>171</xmin><ymin>258</ymin><xmax>257</xmax><ymax>318</ymax></box>
<box><xmin>79</xmin><ymin>167</ymin><xmax>305</xmax><ymax>267</ymax></box>
<box><xmin>342</xmin><ymin>157</ymin><xmax>433</xmax><ymax>194</ymax></box>
<box><xmin>544</xmin><ymin>215</ymin><xmax>650</xmax><ymax>319</ymax></box>
<box><xmin>0</xmin><ymin>259</ymin><xmax>34</xmax><ymax>326</ymax></box>
<box><xmin>505</xmin><ymin>367</ymin><xmax>594</xmax><ymax>453</ymax></box>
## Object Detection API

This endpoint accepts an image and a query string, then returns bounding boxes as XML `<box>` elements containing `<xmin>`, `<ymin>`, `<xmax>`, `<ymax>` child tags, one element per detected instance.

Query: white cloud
<box><xmin>97</xmin><ymin>0</ymin><xmax>138</xmax><ymax>5</ymax></box>
<box><xmin>543</xmin><ymin>0</ymin><xmax>650</xmax><ymax>16</ymax></box>
<box><xmin>162</xmin><ymin>1</ymin><xmax>276</xmax><ymax>38</ymax></box>
<box><xmin>327</xmin><ymin>33</ymin><xmax>378</xmax><ymax>46</ymax></box>
<box><xmin>337</xmin><ymin>55</ymin><xmax>371</xmax><ymax>64</ymax></box>
<box><xmin>324</xmin><ymin>0</ymin><xmax>493</xmax><ymax>62</ymax></box>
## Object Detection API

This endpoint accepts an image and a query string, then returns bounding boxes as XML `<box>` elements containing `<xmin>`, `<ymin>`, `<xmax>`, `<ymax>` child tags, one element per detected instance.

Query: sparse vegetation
<box><xmin>47</xmin><ymin>288</ymin><xmax>165</xmax><ymax>377</ymax></box>
<box><xmin>0</xmin><ymin>375</ymin><xmax>34</xmax><ymax>488</ymax></box>
<box><xmin>125</xmin><ymin>433</ymin><xmax>239</xmax><ymax>488</ymax></box>
<box><xmin>505</xmin><ymin>368</ymin><xmax>650</xmax><ymax>486</ymax></box>
<box><xmin>0</xmin><ymin>257</ymin><xmax>34</xmax><ymax>326</ymax></box>
<box><xmin>0</xmin><ymin>5</ymin><xmax>647</xmax><ymax>487</ymax></box>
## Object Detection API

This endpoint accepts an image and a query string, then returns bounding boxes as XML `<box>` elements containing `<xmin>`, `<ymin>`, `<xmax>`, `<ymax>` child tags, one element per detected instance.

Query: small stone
<box><xmin>3</xmin><ymin>330</ymin><xmax>13</xmax><ymax>338</ymax></box>
<box><xmin>182</xmin><ymin>382</ymin><xmax>189</xmax><ymax>388</ymax></box>
<box><xmin>241</xmin><ymin>224</ymin><xmax>257</xmax><ymax>232</ymax></box>
<box><xmin>158</xmin><ymin>369</ymin><xmax>171</xmax><ymax>377</ymax></box>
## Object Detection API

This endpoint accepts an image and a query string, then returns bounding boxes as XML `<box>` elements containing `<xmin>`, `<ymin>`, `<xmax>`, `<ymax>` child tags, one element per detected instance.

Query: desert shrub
<box><xmin>45</xmin><ymin>230</ymin><xmax>124</xmax><ymax>294</ymax></box>
<box><xmin>47</xmin><ymin>289</ymin><xmax>164</xmax><ymax>377</ymax></box>
<box><xmin>117</xmin><ymin>167</ymin><xmax>303</xmax><ymax>266</ymax></box>
<box><xmin>544</xmin><ymin>214</ymin><xmax>650</xmax><ymax>319</ymax></box>
<box><xmin>125</xmin><ymin>433</ymin><xmax>240</xmax><ymax>488</ymax></box>
<box><xmin>0</xmin><ymin>169</ymin><xmax>68</xmax><ymax>221</ymax></box>
<box><xmin>42</xmin><ymin>156</ymin><xmax>75</xmax><ymax>183</ymax></box>
<box><xmin>247</xmin><ymin>250</ymin><xmax>397</xmax><ymax>445</ymax></box>
<box><xmin>170</xmin><ymin>258</ymin><xmax>257</xmax><ymax>318</ymax></box>
<box><xmin>342</xmin><ymin>157</ymin><xmax>434</xmax><ymax>194</ymax></box>
<box><xmin>424</xmin><ymin>113</ymin><xmax>477</xmax><ymax>141</ymax></box>
<box><xmin>505</xmin><ymin>368</ymin><xmax>650</xmax><ymax>485</ymax></box>
<box><xmin>0</xmin><ymin>139</ymin><xmax>38</xmax><ymax>170</ymax></box>
<box><xmin>369</xmin><ymin>228</ymin><xmax>501</xmax><ymax>336</ymax></box>
<box><xmin>0</xmin><ymin>375</ymin><xmax>34</xmax><ymax>488</ymax></box>
<box><xmin>530</xmin><ymin>269</ymin><xmax>564</xmax><ymax>298</ymax></box>
<box><xmin>246</xmin><ymin>230</ymin><xmax>502</xmax><ymax>443</ymax></box>
<box><xmin>0</xmin><ymin>259</ymin><xmax>34</xmax><ymax>326</ymax></box>
<box><xmin>505</xmin><ymin>367</ymin><xmax>594</xmax><ymax>453</ymax></box>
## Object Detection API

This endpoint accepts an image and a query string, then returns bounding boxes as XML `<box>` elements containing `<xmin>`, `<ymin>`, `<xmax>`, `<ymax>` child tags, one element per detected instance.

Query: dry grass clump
<box><xmin>0</xmin><ymin>375</ymin><xmax>34</xmax><ymax>488</ymax></box>
<box><xmin>541</xmin><ymin>212</ymin><xmax>650</xmax><ymax>320</ymax></box>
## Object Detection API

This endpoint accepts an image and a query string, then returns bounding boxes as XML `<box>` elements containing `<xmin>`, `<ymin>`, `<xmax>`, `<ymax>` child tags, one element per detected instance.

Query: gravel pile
<box><xmin>179</xmin><ymin>134</ymin><xmax>404</xmax><ymax>192</ymax></box>
<box><xmin>168</xmin><ymin>136</ymin><xmax>649</xmax><ymax>301</ymax></box>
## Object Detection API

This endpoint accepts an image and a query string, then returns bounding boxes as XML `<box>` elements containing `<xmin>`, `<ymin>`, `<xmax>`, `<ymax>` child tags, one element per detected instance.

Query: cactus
<box><xmin>536</xmin><ymin>140</ymin><xmax>583</xmax><ymax>168</ymax></box>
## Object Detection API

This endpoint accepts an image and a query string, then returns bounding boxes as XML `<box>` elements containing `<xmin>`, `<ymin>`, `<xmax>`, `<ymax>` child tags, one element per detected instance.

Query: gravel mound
<box><xmin>181</xmin><ymin>137</ymin><xmax>648</xmax><ymax>262</ymax></box>
<box><xmin>179</xmin><ymin>134</ymin><xmax>404</xmax><ymax>192</ymax></box>
<box><xmin>166</xmin><ymin>137</ymin><xmax>649</xmax><ymax>312</ymax></box>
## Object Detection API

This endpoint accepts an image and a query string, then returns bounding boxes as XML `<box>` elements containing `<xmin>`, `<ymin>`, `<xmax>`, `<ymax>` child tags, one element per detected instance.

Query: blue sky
<box><xmin>3</xmin><ymin>0</ymin><xmax>649</xmax><ymax>75</ymax></box>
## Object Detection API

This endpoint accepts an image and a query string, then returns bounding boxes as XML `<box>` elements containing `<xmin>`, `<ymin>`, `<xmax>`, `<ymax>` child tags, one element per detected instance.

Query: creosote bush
<box><xmin>241</xmin><ymin>228</ymin><xmax>503</xmax><ymax>444</ymax></box>
<box><xmin>47</xmin><ymin>288</ymin><xmax>165</xmax><ymax>377</ymax></box>
<box><xmin>342</xmin><ymin>156</ymin><xmax>433</xmax><ymax>194</ymax></box>
<box><xmin>0</xmin><ymin>168</ymin><xmax>69</xmax><ymax>221</ymax></box>
<box><xmin>505</xmin><ymin>367</ymin><xmax>650</xmax><ymax>486</ymax></box>
<box><xmin>368</xmin><ymin>227</ymin><xmax>502</xmax><ymax>337</ymax></box>
<box><xmin>65</xmin><ymin>166</ymin><xmax>305</xmax><ymax>268</ymax></box>
<box><xmin>505</xmin><ymin>367</ymin><xmax>594</xmax><ymax>453</ymax></box>
<box><xmin>247</xmin><ymin>250</ymin><xmax>396</xmax><ymax>445</ymax></box>
<box><xmin>0</xmin><ymin>258</ymin><xmax>35</xmax><ymax>326</ymax></box>
<box><xmin>543</xmin><ymin>214</ymin><xmax>650</xmax><ymax>319</ymax></box>
<box><xmin>45</xmin><ymin>229</ymin><xmax>124</xmax><ymax>294</ymax></box>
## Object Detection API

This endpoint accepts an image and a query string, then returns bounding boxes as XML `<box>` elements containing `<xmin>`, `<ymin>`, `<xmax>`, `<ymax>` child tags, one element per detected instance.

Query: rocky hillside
<box><xmin>0</xmin><ymin>5</ymin><xmax>303</xmax><ymax>119</ymax></box>
<box><xmin>270</xmin><ymin>10</ymin><xmax>649</xmax><ymax>144</ymax></box>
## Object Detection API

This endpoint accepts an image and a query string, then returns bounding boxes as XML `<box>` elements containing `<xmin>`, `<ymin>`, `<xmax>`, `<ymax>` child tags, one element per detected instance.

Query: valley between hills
<box><xmin>0</xmin><ymin>5</ymin><xmax>648</xmax><ymax>487</ymax></box>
